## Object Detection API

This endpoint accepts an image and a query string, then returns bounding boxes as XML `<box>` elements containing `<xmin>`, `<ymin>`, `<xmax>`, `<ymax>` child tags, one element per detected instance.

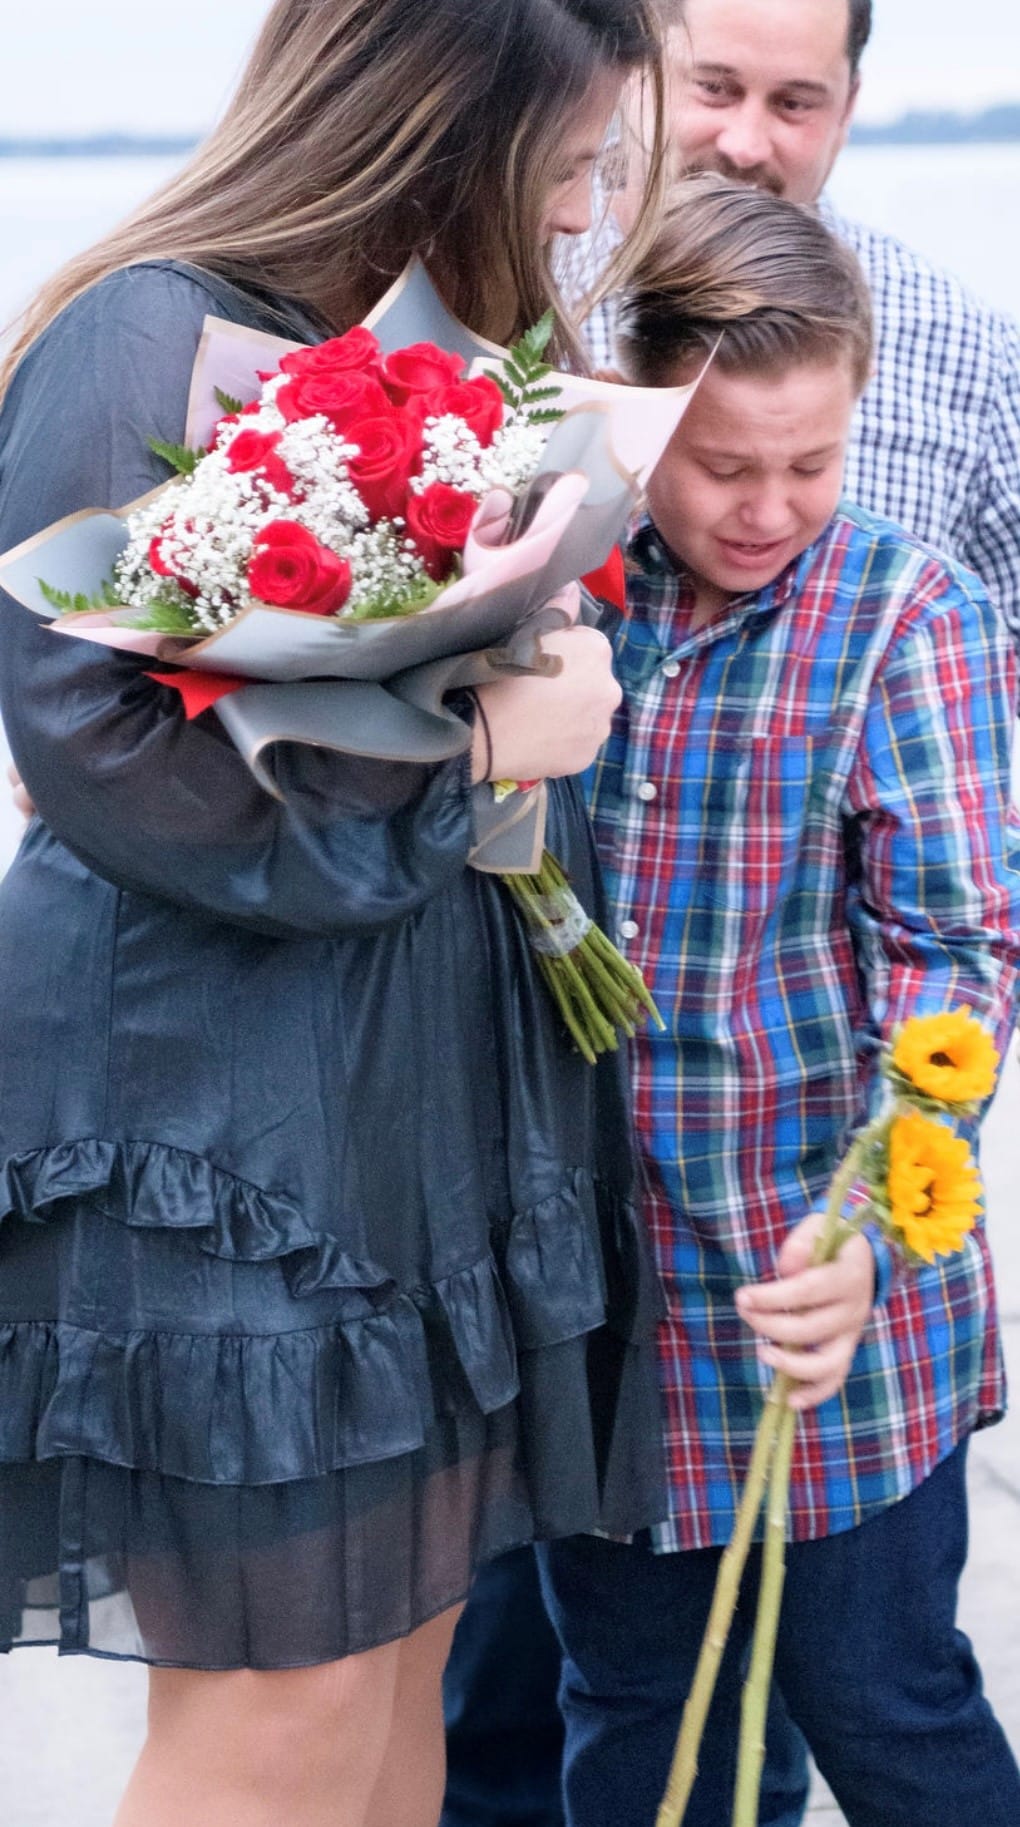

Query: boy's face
<box><xmin>645</xmin><ymin>355</ymin><xmax>856</xmax><ymax>611</ymax></box>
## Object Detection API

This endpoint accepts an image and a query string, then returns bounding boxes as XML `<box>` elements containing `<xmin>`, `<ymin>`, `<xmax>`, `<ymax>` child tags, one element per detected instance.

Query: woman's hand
<box><xmin>471</xmin><ymin>618</ymin><xmax>622</xmax><ymax>783</ymax></box>
<box><xmin>7</xmin><ymin>761</ymin><xmax>34</xmax><ymax>821</ymax></box>
<box><xmin>734</xmin><ymin>1213</ymin><xmax>877</xmax><ymax>1412</ymax></box>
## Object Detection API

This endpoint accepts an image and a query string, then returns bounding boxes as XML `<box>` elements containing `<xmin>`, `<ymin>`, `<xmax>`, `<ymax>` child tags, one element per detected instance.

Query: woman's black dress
<box><xmin>0</xmin><ymin>262</ymin><xmax>664</xmax><ymax>1668</ymax></box>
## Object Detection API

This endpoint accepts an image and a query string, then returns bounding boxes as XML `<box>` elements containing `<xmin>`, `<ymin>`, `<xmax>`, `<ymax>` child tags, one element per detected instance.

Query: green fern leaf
<box><xmin>483</xmin><ymin>366</ymin><xmax>521</xmax><ymax>410</ymax></box>
<box><xmin>503</xmin><ymin>357</ymin><xmax>533</xmax><ymax>392</ymax></box>
<box><xmin>214</xmin><ymin>387</ymin><xmax>245</xmax><ymax>416</ymax></box>
<box><xmin>518</xmin><ymin>312</ymin><xmax>555</xmax><ymax>364</ymax></box>
<box><xmin>147</xmin><ymin>437</ymin><xmax>200</xmax><ymax>476</ymax></box>
<box><xmin>132</xmin><ymin>597</ymin><xmax>203</xmax><ymax>634</ymax></box>
<box><xmin>37</xmin><ymin>576</ymin><xmax>123</xmax><ymax>614</ymax></box>
<box><xmin>493</xmin><ymin>314</ymin><xmax>563</xmax><ymax>429</ymax></box>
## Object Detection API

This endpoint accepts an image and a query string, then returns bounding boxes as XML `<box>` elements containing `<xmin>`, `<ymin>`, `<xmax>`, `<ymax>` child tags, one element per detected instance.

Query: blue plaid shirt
<box><xmin>565</xmin><ymin>206</ymin><xmax>1020</xmax><ymax>645</ymax></box>
<box><xmin>589</xmin><ymin>504</ymin><xmax>1020</xmax><ymax>1547</ymax></box>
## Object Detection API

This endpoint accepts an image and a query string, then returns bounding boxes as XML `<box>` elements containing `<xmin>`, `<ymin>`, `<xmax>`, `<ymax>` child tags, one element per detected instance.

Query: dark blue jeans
<box><xmin>536</xmin><ymin>1442</ymin><xmax>1020</xmax><ymax>1827</ymax></box>
<box><xmin>441</xmin><ymin>1547</ymin><xmax>809</xmax><ymax>1827</ymax></box>
<box><xmin>442</xmin><ymin>1545</ymin><xmax>566</xmax><ymax>1827</ymax></box>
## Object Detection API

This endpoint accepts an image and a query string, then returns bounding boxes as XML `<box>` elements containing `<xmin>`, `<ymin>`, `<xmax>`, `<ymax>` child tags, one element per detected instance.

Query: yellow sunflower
<box><xmin>886</xmin><ymin>1109</ymin><xmax>981</xmax><ymax>1263</ymax></box>
<box><xmin>891</xmin><ymin>1009</ymin><xmax>999</xmax><ymax>1105</ymax></box>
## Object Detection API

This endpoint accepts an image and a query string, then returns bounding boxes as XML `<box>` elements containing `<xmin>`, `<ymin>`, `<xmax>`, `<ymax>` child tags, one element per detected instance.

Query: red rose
<box><xmin>225</xmin><ymin>428</ymin><xmax>297</xmax><ymax>498</ymax></box>
<box><xmin>247</xmin><ymin>520</ymin><xmax>352</xmax><ymax>616</ymax></box>
<box><xmin>344</xmin><ymin>413</ymin><xmax>421</xmax><ymax>522</ymax></box>
<box><xmin>405</xmin><ymin>483</ymin><xmax>478</xmax><ymax>582</ymax></box>
<box><xmin>279</xmin><ymin>326</ymin><xmax>383</xmax><ymax>383</ymax></box>
<box><xmin>276</xmin><ymin>368</ymin><xmax>391</xmax><ymax>432</ymax></box>
<box><xmin>148</xmin><ymin>521</ymin><xmax>199</xmax><ymax>598</ymax></box>
<box><xmin>208</xmin><ymin>412</ymin><xmax>239</xmax><ymax>450</ymax></box>
<box><xmin>416</xmin><ymin>375</ymin><xmax>505</xmax><ymax>448</ymax></box>
<box><xmin>383</xmin><ymin>342</ymin><xmax>465</xmax><ymax>405</ymax></box>
<box><xmin>148</xmin><ymin>521</ymin><xmax>177</xmax><ymax>578</ymax></box>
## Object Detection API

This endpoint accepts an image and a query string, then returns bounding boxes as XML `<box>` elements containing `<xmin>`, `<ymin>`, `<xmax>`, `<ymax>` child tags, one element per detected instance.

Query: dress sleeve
<box><xmin>0</xmin><ymin>265</ymin><xmax>474</xmax><ymax>937</ymax></box>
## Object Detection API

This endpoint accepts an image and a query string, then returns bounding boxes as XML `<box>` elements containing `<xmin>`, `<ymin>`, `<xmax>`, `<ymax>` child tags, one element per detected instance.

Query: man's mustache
<box><xmin>682</xmin><ymin>153</ymin><xmax>785</xmax><ymax>197</ymax></box>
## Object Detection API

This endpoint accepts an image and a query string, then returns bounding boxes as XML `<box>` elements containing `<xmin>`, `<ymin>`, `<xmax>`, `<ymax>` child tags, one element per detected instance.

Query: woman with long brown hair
<box><xmin>0</xmin><ymin>3</ymin><xmax>668</xmax><ymax>1823</ymax></box>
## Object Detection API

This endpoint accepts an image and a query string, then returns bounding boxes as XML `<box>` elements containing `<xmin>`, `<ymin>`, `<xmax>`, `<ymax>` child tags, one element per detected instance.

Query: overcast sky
<box><xmin>3</xmin><ymin>1</ymin><xmax>1018</xmax><ymax>135</ymax></box>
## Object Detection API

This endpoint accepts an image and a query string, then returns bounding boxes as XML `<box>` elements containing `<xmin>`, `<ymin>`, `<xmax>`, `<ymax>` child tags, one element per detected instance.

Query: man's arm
<box><xmin>961</xmin><ymin>315</ymin><xmax>1020</xmax><ymax>653</ymax></box>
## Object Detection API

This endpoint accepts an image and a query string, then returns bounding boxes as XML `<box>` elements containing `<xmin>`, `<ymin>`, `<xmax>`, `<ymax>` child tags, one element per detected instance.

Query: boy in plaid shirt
<box><xmin>535</xmin><ymin>176</ymin><xmax>1020</xmax><ymax>1827</ymax></box>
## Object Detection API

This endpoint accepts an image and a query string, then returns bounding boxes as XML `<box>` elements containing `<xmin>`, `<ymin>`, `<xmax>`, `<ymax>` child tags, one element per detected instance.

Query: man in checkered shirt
<box><xmin>565</xmin><ymin>0</ymin><xmax>1020</xmax><ymax>648</ymax></box>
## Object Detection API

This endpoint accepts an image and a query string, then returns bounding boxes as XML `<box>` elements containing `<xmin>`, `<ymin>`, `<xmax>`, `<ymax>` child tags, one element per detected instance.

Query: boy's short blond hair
<box><xmin>616</xmin><ymin>173</ymin><xmax>874</xmax><ymax>393</ymax></box>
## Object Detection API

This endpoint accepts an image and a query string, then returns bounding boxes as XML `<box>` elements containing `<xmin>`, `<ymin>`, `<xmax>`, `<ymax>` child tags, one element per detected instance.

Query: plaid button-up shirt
<box><xmin>589</xmin><ymin>505</ymin><xmax>1020</xmax><ymax>1548</ymax></box>
<box><xmin>566</xmin><ymin>206</ymin><xmax>1020</xmax><ymax>645</ymax></box>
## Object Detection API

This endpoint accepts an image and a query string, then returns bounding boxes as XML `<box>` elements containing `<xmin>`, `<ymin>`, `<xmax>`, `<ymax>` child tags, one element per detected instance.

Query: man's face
<box><xmin>669</xmin><ymin>0</ymin><xmax>858</xmax><ymax>203</ymax></box>
<box><xmin>646</xmin><ymin>356</ymin><xmax>856</xmax><ymax>611</ymax></box>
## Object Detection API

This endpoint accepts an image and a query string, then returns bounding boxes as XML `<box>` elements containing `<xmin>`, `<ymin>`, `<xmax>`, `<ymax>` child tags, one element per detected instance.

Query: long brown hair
<box><xmin>616</xmin><ymin>174</ymin><xmax>874</xmax><ymax>391</ymax></box>
<box><xmin>2</xmin><ymin>0</ymin><xmax>667</xmax><ymax>393</ymax></box>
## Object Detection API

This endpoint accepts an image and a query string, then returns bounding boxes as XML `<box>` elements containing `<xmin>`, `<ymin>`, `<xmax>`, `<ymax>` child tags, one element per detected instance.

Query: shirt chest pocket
<box><xmin>696</xmin><ymin>729</ymin><xmax>823</xmax><ymax>917</ymax></box>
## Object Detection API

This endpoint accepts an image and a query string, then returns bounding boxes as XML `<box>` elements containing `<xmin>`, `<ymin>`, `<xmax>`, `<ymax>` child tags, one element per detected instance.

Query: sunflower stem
<box><xmin>731</xmin><ymin>1399</ymin><xmax>797</xmax><ymax>1827</ymax></box>
<box><xmin>654</xmin><ymin>1382</ymin><xmax>787</xmax><ymax>1827</ymax></box>
<box><xmin>657</xmin><ymin>1125</ymin><xmax>875</xmax><ymax>1827</ymax></box>
<box><xmin>726</xmin><ymin>1126</ymin><xmax>874</xmax><ymax>1825</ymax></box>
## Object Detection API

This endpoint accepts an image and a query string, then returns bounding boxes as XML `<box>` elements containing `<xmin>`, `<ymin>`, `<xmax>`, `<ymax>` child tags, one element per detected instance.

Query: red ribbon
<box><xmin>581</xmin><ymin>545</ymin><xmax>627</xmax><ymax>614</ymax></box>
<box><xmin>148</xmin><ymin>670</ymin><xmax>246</xmax><ymax>720</ymax></box>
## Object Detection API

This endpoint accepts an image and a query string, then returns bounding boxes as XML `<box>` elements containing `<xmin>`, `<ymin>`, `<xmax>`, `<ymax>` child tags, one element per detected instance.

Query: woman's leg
<box><xmin>113</xmin><ymin>1642</ymin><xmax>402</xmax><ymax>1827</ymax></box>
<box><xmin>365</xmin><ymin>1605</ymin><xmax>464</xmax><ymax>1827</ymax></box>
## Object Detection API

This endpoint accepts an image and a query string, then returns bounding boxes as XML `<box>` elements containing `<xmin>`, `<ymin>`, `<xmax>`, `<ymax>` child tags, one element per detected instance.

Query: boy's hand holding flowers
<box><xmin>736</xmin><ymin>1219</ymin><xmax>877</xmax><ymax>1412</ymax></box>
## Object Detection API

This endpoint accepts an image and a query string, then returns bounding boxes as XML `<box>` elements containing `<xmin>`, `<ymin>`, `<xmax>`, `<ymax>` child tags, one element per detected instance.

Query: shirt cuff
<box><xmin>862</xmin><ymin>1221</ymin><xmax>896</xmax><ymax>1307</ymax></box>
<box><xmin>843</xmin><ymin>1179</ymin><xmax>896</xmax><ymax>1307</ymax></box>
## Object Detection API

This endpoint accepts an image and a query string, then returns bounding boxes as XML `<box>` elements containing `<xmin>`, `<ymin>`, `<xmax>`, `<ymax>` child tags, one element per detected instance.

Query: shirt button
<box><xmin>619</xmin><ymin>919</ymin><xmax>640</xmax><ymax>940</ymax></box>
<box><xmin>636</xmin><ymin>781</ymin><xmax>658</xmax><ymax>803</ymax></box>
<box><xmin>661</xmin><ymin>659</ymin><xmax>680</xmax><ymax>678</ymax></box>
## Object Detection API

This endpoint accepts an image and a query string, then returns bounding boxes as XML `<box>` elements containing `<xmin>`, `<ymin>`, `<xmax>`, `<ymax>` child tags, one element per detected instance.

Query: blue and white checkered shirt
<box><xmin>562</xmin><ymin>205</ymin><xmax>1020</xmax><ymax>645</ymax></box>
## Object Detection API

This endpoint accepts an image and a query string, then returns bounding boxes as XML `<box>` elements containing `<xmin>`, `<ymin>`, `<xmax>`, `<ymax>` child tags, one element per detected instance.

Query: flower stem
<box><xmin>537</xmin><ymin>955</ymin><xmax>599</xmax><ymax>1065</ymax></box>
<box><xmin>730</xmin><ymin>1400</ymin><xmax>797</xmax><ymax>1826</ymax></box>
<box><xmin>656</xmin><ymin>1122</ymin><xmax>880</xmax><ymax>1827</ymax></box>
<box><xmin>654</xmin><ymin>1378</ymin><xmax>788</xmax><ymax>1827</ymax></box>
<box><xmin>724</xmin><ymin>1125</ymin><xmax>876</xmax><ymax>1825</ymax></box>
<box><xmin>503</xmin><ymin>850</ymin><xmax>664</xmax><ymax>1061</ymax></box>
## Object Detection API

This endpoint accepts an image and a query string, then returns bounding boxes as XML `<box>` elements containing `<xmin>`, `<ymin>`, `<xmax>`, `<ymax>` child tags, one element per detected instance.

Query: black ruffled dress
<box><xmin>0</xmin><ymin>263</ymin><xmax>664</xmax><ymax>1668</ymax></box>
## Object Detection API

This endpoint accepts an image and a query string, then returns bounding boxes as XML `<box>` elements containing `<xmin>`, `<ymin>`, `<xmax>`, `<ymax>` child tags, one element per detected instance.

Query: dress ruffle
<box><xmin>0</xmin><ymin>1140</ymin><xmax>656</xmax><ymax>1493</ymax></box>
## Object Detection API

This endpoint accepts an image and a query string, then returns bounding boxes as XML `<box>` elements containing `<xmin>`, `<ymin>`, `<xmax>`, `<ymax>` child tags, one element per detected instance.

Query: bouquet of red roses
<box><xmin>1</xmin><ymin>265</ymin><xmax>701</xmax><ymax>1060</ymax></box>
<box><xmin>96</xmin><ymin>319</ymin><xmax>557</xmax><ymax>634</ymax></box>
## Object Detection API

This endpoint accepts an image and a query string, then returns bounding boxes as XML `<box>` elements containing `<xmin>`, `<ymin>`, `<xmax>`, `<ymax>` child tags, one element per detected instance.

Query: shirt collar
<box><xmin>628</xmin><ymin>512</ymin><xmax>829</xmax><ymax>653</ymax></box>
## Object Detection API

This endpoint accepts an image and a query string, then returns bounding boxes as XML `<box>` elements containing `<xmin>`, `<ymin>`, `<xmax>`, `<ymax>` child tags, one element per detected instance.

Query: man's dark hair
<box><xmin>848</xmin><ymin>0</ymin><xmax>873</xmax><ymax>77</ymax></box>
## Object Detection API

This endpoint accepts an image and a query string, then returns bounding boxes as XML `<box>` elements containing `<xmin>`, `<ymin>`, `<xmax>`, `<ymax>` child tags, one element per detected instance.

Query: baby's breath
<box><xmin>344</xmin><ymin>522</ymin><xmax>430</xmax><ymax>617</ymax></box>
<box><xmin>414</xmin><ymin>412</ymin><xmax>546</xmax><ymax>501</ymax></box>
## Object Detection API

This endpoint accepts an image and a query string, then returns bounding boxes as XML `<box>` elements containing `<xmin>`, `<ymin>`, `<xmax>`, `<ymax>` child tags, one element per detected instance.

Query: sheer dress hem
<box><xmin>0</xmin><ymin>1138</ymin><xmax>667</xmax><ymax>1666</ymax></box>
